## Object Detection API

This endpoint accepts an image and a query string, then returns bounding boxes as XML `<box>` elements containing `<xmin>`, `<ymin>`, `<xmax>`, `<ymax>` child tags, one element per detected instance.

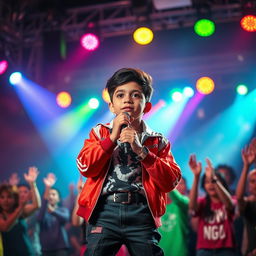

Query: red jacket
<box><xmin>76</xmin><ymin>121</ymin><xmax>181</xmax><ymax>227</ymax></box>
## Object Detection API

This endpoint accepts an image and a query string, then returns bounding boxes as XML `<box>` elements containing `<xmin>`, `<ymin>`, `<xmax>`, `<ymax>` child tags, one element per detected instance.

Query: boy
<box><xmin>76</xmin><ymin>68</ymin><xmax>181</xmax><ymax>255</ymax></box>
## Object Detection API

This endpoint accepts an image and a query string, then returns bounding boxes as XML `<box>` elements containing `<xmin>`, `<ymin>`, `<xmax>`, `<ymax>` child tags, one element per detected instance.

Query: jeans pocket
<box><xmin>85</xmin><ymin>224</ymin><xmax>104</xmax><ymax>255</ymax></box>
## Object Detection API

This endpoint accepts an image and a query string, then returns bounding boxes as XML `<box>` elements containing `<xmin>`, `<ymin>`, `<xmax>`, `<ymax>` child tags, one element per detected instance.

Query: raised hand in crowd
<box><xmin>21</xmin><ymin>166</ymin><xmax>41</xmax><ymax>217</ymax></box>
<box><xmin>188</xmin><ymin>154</ymin><xmax>202</xmax><ymax>212</ymax></box>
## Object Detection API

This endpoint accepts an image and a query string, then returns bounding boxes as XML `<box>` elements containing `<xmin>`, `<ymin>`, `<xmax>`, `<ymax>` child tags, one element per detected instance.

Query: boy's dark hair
<box><xmin>106</xmin><ymin>68</ymin><xmax>153</xmax><ymax>102</ymax></box>
<box><xmin>201</xmin><ymin>173</ymin><xmax>230</xmax><ymax>219</ymax></box>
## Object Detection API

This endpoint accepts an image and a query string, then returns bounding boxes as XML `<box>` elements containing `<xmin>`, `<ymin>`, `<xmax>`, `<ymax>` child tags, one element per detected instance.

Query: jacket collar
<box><xmin>101</xmin><ymin>119</ymin><xmax>162</xmax><ymax>138</ymax></box>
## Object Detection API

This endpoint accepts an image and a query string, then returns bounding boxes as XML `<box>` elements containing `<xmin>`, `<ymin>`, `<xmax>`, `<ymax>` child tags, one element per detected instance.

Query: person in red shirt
<box><xmin>189</xmin><ymin>154</ymin><xmax>236</xmax><ymax>256</ymax></box>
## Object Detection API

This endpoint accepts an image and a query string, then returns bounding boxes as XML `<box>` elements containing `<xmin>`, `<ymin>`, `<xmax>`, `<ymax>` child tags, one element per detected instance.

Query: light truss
<box><xmin>0</xmin><ymin>0</ymin><xmax>245</xmax><ymax>80</ymax></box>
<box><xmin>2</xmin><ymin>1</ymin><xmax>243</xmax><ymax>46</ymax></box>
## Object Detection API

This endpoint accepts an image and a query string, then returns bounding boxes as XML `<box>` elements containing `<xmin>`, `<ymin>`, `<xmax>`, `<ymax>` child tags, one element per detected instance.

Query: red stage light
<box><xmin>240</xmin><ymin>15</ymin><xmax>256</xmax><ymax>32</ymax></box>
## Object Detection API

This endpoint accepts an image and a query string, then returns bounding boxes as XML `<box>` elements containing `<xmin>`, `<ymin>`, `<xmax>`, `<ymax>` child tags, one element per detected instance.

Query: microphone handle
<box><xmin>123</xmin><ymin>142</ymin><xmax>130</xmax><ymax>154</ymax></box>
<box><xmin>120</xmin><ymin>123</ymin><xmax>130</xmax><ymax>153</ymax></box>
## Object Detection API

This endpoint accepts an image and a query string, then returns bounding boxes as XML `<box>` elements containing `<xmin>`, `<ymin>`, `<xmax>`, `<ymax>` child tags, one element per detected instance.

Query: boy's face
<box><xmin>109</xmin><ymin>81</ymin><xmax>150</xmax><ymax>120</ymax></box>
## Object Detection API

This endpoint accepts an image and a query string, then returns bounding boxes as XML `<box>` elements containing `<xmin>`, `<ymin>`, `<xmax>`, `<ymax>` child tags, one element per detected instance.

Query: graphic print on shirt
<box><xmin>203</xmin><ymin>207</ymin><xmax>227</xmax><ymax>241</ymax></box>
<box><xmin>102</xmin><ymin>146</ymin><xmax>143</xmax><ymax>194</ymax></box>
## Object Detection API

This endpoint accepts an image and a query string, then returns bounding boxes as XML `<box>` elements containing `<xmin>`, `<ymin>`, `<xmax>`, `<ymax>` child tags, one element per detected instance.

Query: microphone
<box><xmin>121</xmin><ymin>112</ymin><xmax>130</xmax><ymax>154</ymax></box>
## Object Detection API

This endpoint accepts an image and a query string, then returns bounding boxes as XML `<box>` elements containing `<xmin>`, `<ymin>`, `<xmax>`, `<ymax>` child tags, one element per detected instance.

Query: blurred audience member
<box><xmin>189</xmin><ymin>155</ymin><xmax>236</xmax><ymax>256</ymax></box>
<box><xmin>236</xmin><ymin>141</ymin><xmax>256</xmax><ymax>256</ymax></box>
<box><xmin>159</xmin><ymin>177</ymin><xmax>189</xmax><ymax>256</ymax></box>
<box><xmin>0</xmin><ymin>166</ymin><xmax>41</xmax><ymax>256</ymax></box>
<box><xmin>38</xmin><ymin>173</ymin><xmax>70</xmax><ymax>256</ymax></box>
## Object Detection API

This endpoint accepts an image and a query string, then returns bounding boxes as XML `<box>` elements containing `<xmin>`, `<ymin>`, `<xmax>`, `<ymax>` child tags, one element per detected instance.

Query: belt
<box><xmin>104</xmin><ymin>192</ymin><xmax>146</xmax><ymax>204</ymax></box>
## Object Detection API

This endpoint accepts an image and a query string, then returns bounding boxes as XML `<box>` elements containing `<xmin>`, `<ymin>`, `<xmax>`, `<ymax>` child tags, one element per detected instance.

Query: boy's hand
<box><xmin>189</xmin><ymin>154</ymin><xmax>202</xmax><ymax>177</ymax></box>
<box><xmin>110</xmin><ymin>112</ymin><xmax>132</xmax><ymax>143</ymax></box>
<box><xmin>119</xmin><ymin>126</ymin><xmax>142</xmax><ymax>155</ymax></box>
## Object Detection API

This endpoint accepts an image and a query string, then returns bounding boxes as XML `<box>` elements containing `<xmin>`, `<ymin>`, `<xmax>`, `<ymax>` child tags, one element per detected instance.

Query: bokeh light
<box><xmin>80</xmin><ymin>33</ymin><xmax>100</xmax><ymax>51</ymax></box>
<box><xmin>240</xmin><ymin>15</ymin><xmax>256</xmax><ymax>32</ymax></box>
<box><xmin>133</xmin><ymin>27</ymin><xmax>154</xmax><ymax>45</ymax></box>
<box><xmin>170</xmin><ymin>89</ymin><xmax>183</xmax><ymax>102</ymax></box>
<box><xmin>183</xmin><ymin>86</ymin><xmax>194</xmax><ymax>98</ymax></box>
<box><xmin>88</xmin><ymin>98</ymin><xmax>99</xmax><ymax>109</ymax></box>
<box><xmin>196</xmin><ymin>77</ymin><xmax>215</xmax><ymax>95</ymax></box>
<box><xmin>102</xmin><ymin>88</ymin><xmax>111</xmax><ymax>103</ymax></box>
<box><xmin>0</xmin><ymin>60</ymin><xmax>8</xmax><ymax>75</ymax></box>
<box><xmin>236</xmin><ymin>84</ymin><xmax>248</xmax><ymax>95</ymax></box>
<box><xmin>9</xmin><ymin>72</ymin><xmax>22</xmax><ymax>85</ymax></box>
<box><xmin>194</xmin><ymin>19</ymin><xmax>215</xmax><ymax>37</ymax></box>
<box><xmin>56</xmin><ymin>91</ymin><xmax>72</xmax><ymax>108</ymax></box>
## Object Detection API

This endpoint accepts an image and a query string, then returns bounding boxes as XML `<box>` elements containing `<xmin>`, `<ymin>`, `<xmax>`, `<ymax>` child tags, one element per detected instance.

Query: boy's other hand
<box><xmin>110</xmin><ymin>112</ymin><xmax>131</xmax><ymax>143</ymax></box>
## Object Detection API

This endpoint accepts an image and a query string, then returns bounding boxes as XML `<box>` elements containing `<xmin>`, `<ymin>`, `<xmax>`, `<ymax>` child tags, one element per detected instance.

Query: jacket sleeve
<box><xmin>76</xmin><ymin>125</ymin><xmax>116</xmax><ymax>178</ymax></box>
<box><xmin>142</xmin><ymin>138</ymin><xmax>181</xmax><ymax>193</ymax></box>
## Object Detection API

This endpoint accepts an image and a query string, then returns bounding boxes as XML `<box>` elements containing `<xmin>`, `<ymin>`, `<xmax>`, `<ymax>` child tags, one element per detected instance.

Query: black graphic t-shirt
<box><xmin>101</xmin><ymin>142</ymin><xmax>145</xmax><ymax>195</ymax></box>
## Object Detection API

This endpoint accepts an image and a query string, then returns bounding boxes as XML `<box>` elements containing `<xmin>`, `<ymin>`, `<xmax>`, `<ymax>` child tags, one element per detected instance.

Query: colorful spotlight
<box><xmin>0</xmin><ymin>60</ymin><xmax>8</xmax><ymax>75</ymax></box>
<box><xmin>56</xmin><ymin>91</ymin><xmax>72</xmax><ymax>108</ymax></box>
<box><xmin>9</xmin><ymin>72</ymin><xmax>22</xmax><ymax>85</ymax></box>
<box><xmin>194</xmin><ymin>19</ymin><xmax>215</xmax><ymax>37</ymax></box>
<box><xmin>80</xmin><ymin>33</ymin><xmax>100</xmax><ymax>51</ymax></box>
<box><xmin>88</xmin><ymin>98</ymin><xmax>99</xmax><ymax>109</ymax></box>
<box><xmin>240</xmin><ymin>15</ymin><xmax>256</xmax><ymax>32</ymax></box>
<box><xmin>236</xmin><ymin>84</ymin><xmax>248</xmax><ymax>95</ymax></box>
<box><xmin>170</xmin><ymin>89</ymin><xmax>183</xmax><ymax>102</ymax></box>
<box><xmin>133</xmin><ymin>27</ymin><xmax>154</xmax><ymax>45</ymax></box>
<box><xmin>102</xmin><ymin>88</ymin><xmax>111</xmax><ymax>103</ymax></box>
<box><xmin>183</xmin><ymin>87</ymin><xmax>194</xmax><ymax>98</ymax></box>
<box><xmin>196</xmin><ymin>77</ymin><xmax>215</xmax><ymax>95</ymax></box>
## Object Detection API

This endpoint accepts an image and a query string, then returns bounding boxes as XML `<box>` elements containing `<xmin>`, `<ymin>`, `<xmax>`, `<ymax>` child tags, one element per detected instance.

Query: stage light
<box><xmin>102</xmin><ymin>88</ymin><xmax>111</xmax><ymax>103</ymax></box>
<box><xmin>194</xmin><ymin>19</ymin><xmax>215</xmax><ymax>37</ymax></box>
<box><xmin>56</xmin><ymin>91</ymin><xmax>72</xmax><ymax>108</ymax></box>
<box><xmin>9</xmin><ymin>72</ymin><xmax>22</xmax><ymax>85</ymax></box>
<box><xmin>133</xmin><ymin>27</ymin><xmax>154</xmax><ymax>45</ymax></box>
<box><xmin>196</xmin><ymin>77</ymin><xmax>215</xmax><ymax>95</ymax></box>
<box><xmin>240</xmin><ymin>15</ymin><xmax>256</xmax><ymax>32</ymax></box>
<box><xmin>170</xmin><ymin>89</ymin><xmax>183</xmax><ymax>102</ymax></box>
<box><xmin>183</xmin><ymin>87</ymin><xmax>194</xmax><ymax>98</ymax></box>
<box><xmin>0</xmin><ymin>60</ymin><xmax>8</xmax><ymax>75</ymax></box>
<box><xmin>88</xmin><ymin>98</ymin><xmax>99</xmax><ymax>109</ymax></box>
<box><xmin>80</xmin><ymin>33</ymin><xmax>100</xmax><ymax>51</ymax></box>
<box><xmin>236</xmin><ymin>84</ymin><xmax>248</xmax><ymax>95</ymax></box>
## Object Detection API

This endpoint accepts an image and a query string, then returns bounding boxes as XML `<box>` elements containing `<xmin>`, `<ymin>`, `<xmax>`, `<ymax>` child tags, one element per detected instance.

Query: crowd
<box><xmin>0</xmin><ymin>137</ymin><xmax>255</xmax><ymax>256</ymax></box>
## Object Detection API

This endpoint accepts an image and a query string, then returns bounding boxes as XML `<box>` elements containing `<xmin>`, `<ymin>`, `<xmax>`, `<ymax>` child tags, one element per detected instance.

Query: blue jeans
<box><xmin>197</xmin><ymin>248</ymin><xmax>236</xmax><ymax>256</ymax></box>
<box><xmin>84</xmin><ymin>198</ymin><xmax>163</xmax><ymax>256</ymax></box>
